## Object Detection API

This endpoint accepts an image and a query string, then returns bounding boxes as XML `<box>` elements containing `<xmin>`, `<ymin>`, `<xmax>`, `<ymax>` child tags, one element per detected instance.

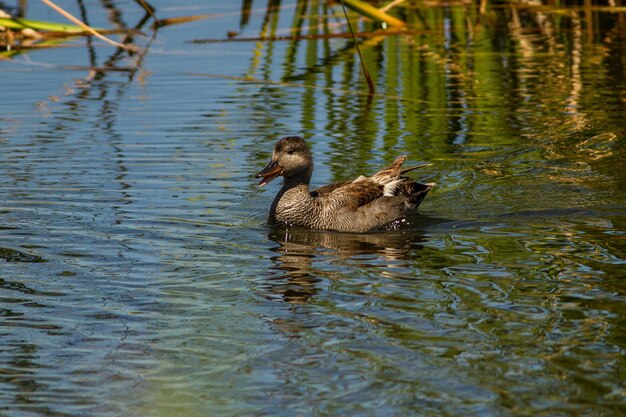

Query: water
<box><xmin>1</xmin><ymin>1</ymin><xmax>625</xmax><ymax>416</ymax></box>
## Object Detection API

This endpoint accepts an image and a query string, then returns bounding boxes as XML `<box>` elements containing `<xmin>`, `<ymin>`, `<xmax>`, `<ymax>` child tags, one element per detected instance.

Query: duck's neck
<box><xmin>283</xmin><ymin>174</ymin><xmax>311</xmax><ymax>190</ymax></box>
<box><xmin>268</xmin><ymin>176</ymin><xmax>313</xmax><ymax>225</ymax></box>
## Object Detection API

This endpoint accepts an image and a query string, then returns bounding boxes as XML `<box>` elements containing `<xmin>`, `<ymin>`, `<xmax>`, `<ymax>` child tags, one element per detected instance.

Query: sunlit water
<box><xmin>1</xmin><ymin>2</ymin><xmax>625</xmax><ymax>416</ymax></box>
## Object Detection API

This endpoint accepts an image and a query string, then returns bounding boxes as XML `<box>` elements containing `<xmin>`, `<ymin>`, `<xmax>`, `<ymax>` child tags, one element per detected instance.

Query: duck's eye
<box><xmin>287</xmin><ymin>149</ymin><xmax>295</xmax><ymax>155</ymax></box>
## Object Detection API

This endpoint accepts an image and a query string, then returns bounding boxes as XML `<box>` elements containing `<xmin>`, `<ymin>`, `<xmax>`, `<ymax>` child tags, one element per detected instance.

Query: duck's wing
<box><xmin>321</xmin><ymin>180</ymin><xmax>385</xmax><ymax>211</ymax></box>
<box><xmin>311</xmin><ymin>156</ymin><xmax>403</xmax><ymax>209</ymax></box>
<box><xmin>311</xmin><ymin>180</ymin><xmax>352</xmax><ymax>197</ymax></box>
<box><xmin>313</xmin><ymin>156</ymin><xmax>430</xmax><ymax>211</ymax></box>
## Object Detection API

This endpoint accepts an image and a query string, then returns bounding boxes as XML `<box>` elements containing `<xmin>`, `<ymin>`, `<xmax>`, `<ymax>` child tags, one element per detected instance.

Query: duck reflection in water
<box><xmin>262</xmin><ymin>225</ymin><xmax>429</xmax><ymax>305</ymax></box>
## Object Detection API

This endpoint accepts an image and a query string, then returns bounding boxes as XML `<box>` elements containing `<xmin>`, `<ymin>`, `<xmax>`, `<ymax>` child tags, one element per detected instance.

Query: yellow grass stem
<box><xmin>341</xmin><ymin>0</ymin><xmax>406</xmax><ymax>27</ymax></box>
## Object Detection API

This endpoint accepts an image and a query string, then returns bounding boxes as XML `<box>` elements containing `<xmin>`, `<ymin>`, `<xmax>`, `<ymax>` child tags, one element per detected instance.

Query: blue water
<box><xmin>1</xmin><ymin>2</ymin><xmax>625</xmax><ymax>416</ymax></box>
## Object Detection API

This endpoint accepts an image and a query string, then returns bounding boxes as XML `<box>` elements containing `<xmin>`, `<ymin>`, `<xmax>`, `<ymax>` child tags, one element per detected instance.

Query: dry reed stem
<box><xmin>41</xmin><ymin>0</ymin><xmax>139</xmax><ymax>51</ymax></box>
<box><xmin>339</xmin><ymin>0</ymin><xmax>375</xmax><ymax>96</ymax></box>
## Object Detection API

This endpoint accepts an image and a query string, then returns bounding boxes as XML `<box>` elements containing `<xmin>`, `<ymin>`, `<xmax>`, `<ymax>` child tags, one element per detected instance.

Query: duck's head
<box><xmin>256</xmin><ymin>136</ymin><xmax>313</xmax><ymax>186</ymax></box>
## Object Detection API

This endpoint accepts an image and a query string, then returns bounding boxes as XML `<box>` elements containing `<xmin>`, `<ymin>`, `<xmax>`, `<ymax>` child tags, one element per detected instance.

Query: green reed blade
<box><xmin>0</xmin><ymin>17</ymin><xmax>86</xmax><ymax>32</ymax></box>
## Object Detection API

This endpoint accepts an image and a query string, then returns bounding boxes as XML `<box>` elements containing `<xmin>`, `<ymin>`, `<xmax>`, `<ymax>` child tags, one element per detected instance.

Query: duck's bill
<box><xmin>255</xmin><ymin>161</ymin><xmax>283</xmax><ymax>187</ymax></box>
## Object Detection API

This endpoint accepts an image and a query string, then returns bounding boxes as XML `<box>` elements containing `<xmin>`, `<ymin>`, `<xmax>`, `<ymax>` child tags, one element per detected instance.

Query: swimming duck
<box><xmin>256</xmin><ymin>136</ymin><xmax>435</xmax><ymax>232</ymax></box>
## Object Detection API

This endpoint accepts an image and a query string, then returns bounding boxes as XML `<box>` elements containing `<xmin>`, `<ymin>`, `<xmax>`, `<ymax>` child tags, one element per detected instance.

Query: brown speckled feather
<box><xmin>311</xmin><ymin>181</ymin><xmax>352</xmax><ymax>197</ymax></box>
<box><xmin>371</xmin><ymin>155</ymin><xmax>406</xmax><ymax>180</ymax></box>
<box><xmin>401</xmin><ymin>162</ymin><xmax>432</xmax><ymax>175</ymax></box>
<box><xmin>320</xmin><ymin>180</ymin><xmax>385</xmax><ymax>210</ymax></box>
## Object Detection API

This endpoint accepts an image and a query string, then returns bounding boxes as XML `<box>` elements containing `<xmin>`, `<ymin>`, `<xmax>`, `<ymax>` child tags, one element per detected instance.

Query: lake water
<box><xmin>1</xmin><ymin>1</ymin><xmax>625</xmax><ymax>416</ymax></box>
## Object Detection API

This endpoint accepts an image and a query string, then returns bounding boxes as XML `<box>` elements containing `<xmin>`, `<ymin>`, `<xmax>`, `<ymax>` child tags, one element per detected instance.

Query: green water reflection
<box><xmin>0</xmin><ymin>1</ymin><xmax>624</xmax><ymax>417</ymax></box>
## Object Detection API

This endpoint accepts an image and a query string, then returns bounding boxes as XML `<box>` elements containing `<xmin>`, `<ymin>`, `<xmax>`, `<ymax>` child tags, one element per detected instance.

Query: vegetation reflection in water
<box><xmin>0</xmin><ymin>1</ymin><xmax>624</xmax><ymax>417</ymax></box>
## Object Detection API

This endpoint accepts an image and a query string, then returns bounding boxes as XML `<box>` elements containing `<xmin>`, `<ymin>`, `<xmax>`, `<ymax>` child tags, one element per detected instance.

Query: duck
<box><xmin>255</xmin><ymin>136</ymin><xmax>435</xmax><ymax>233</ymax></box>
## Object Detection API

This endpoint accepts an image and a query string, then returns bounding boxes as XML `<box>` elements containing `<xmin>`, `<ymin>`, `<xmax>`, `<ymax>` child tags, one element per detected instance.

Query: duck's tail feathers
<box><xmin>401</xmin><ymin>162</ymin><xmax>432</xmax><ymax>175</ymax></box>
<box><xmin>375</xmin><ymin>157</ymin><xmax>432</xmax><ymax>180</ymax></box>
<box><xmin>405</xmin><ymin>182</ymin><xmax>436</xmax><ymax>208</ymax></box>
<box><xmin>375</xmin><ymin>155</ymin><xmax>407</xmax><ymax>179</ymax></box>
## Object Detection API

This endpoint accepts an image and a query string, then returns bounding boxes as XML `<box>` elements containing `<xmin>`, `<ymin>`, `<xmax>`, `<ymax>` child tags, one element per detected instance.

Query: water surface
<box><xmin>1</xmin><ymin>1</ymin><xmax>625</xmax><ymax>416</ymax></box>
